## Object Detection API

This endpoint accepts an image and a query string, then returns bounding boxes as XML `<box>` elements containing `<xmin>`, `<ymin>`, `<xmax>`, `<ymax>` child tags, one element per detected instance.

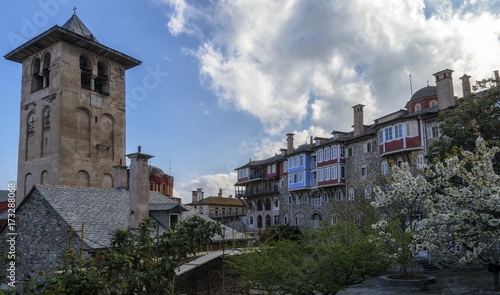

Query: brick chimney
<box><xmin>459</xmin><ymin>74</ymin><xmax>471</xmax><ymax>97</ymax></box>
<box><xmin>126</xmin><ymin>146</ymin><xmax>154</xmax><ymax>229</ymax></box>
<box><xmin>352</xmin><ymin>104</ymin><xmax>365</xmax><ymax>136</ymax></box>
<box><xmin>433</xmin><ymin>69</ymin><xmax>455</xmax><ymax>110</ymax></box>
<box><xmin>218</xmin><ymin>188</ymin><xmax>223</xmax><ymax>198</ymax></box>
<box><xmin>113</xmin><ymin>159</ymin><xmax>128</xmax><ymax>190</ymax></box>
<box><xmin>286</xmin><ymin>133</ymin><xmax>294</xmax><ymax>155</ymax></box>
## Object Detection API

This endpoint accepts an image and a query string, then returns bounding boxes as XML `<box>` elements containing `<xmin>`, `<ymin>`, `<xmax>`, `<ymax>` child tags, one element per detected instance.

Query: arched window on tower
<box><xmin>41</xmin><ymin>107</ymin><xmax>51</xmax><ymax>157</ymax></box>
<box><xmin>31</xmin><ymin>57</ymin><xmax>43</xmax><ymax>92</ymax></box>
<box><xmin>27</xmin><ymin>113</ymin><xmax>35</xmax><ymax>134</ymax></box>
<box><xmin>80</xmin><ymin>54</ymin><xmax>93</xmax><ymax>90</ymax></box>
<box><xmin>95</xmin><ymin>61</ymin><xmax>110</xmax><ymax>95</ymax></box>
<box><xmin>42</xmin><ymin>52</ymin><xmax>51</xmax><ymax>88</ymax></box>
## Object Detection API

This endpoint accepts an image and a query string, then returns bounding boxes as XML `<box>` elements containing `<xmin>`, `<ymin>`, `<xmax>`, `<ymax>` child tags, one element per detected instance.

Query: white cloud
<box><xmin>174</xmin><ymin>172</ymin><xmax>237</xmax><ymax>203</ymax></box>
<box><xmin>161</xmin><ymin>0</ymin><xmax>500</xmax><ymax>136</ymax></box>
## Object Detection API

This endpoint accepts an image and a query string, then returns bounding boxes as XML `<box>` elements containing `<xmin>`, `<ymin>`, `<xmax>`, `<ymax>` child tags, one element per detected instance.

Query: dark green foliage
<box><xmin>258</xmin><ymin>224</ymin><xmax>302</xmax><ymax>243</ymax></box>
<box><xmin>227</xmin><ymin>222</ymin><xmax>388</xmax><ymax>295</ymax></box>
<box><xmin>32</xmin><ymin>216</ymin><xmax>222</xmax><ymax>295</ymax></box>
<box><xmin>428</xmin><ymin>78</ymin><xmax>500</xmax><ymax>170</ymax></box>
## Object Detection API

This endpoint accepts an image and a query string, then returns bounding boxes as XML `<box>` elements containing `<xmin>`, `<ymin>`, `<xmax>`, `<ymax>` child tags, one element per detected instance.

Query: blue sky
<box><xmin>1</xmin><ymin>0</ymin><xmax>500</xmax><ymax>203</ymax></box>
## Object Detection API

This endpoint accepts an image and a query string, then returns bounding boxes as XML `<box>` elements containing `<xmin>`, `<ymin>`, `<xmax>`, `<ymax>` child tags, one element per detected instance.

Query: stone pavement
<box><xmin>338</xmin><ymin>269</ymin><xmax>497</xmax><ymax>295</ymax></box>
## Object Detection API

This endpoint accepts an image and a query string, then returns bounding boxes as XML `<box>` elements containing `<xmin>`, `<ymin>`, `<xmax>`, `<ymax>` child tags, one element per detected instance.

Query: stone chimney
<box><xmin>196</xmin><ymin>188</ymin><xmax>204</xmax><ymax>201</ymax></box>
<box><xmin>495</xmin><ymin>70</ymin><xmax>500</xmax><ymax>86</ymax></box>
<box><xmin>192</xmin><ymin>190</ymin><xmax>198</xmax><ymax>203</ymax></box>
<box><xmin>126</xmin><ymin>146</ymin><xmax>154</xmax><ymax>229</ymax></box>
<box><xmin>433</xmin><ymin>69</ymin><xmax>455</xmax><ymax>110</ymax></box>
<box><xmin>113</xmin><ymin>159</ymin><xmax>128</xmax><ymax>190</ymax></box>
<box><xmin>459</xmin><ymin>74</ymin><xmax>471</xmax><ymax>97</ymax></box>
<box><xmin>218</xmin><ymin>188</ymin><xmax>223</xmax><ymax>198</ymax></box>
<box><xmin>286</xmin><ymin>133</ymin><xmax>294</xmax><ymax>155</ymax></box>
<box><xmin>352</xmin><ymin>104</ymin><xmax>365</xmax><ymax>136</ymax></box>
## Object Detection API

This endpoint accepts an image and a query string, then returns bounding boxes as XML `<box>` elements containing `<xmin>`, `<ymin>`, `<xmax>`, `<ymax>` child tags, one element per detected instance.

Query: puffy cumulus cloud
<box><xmin>174</xmin><ymin>172</ymin><xmax>237</xmax><ymax>203</ymax></box>
<box><xmin>161</xmin><ymin>0</ymin><xmax>500</xmax><ymax>133</ymax></box>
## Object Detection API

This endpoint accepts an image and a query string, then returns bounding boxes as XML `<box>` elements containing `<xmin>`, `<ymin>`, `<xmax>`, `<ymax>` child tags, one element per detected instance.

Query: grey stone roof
<box><xmin>32</xmin><ymin>185</ymin><xmax>179</xmax><ymax>249</ymax></box>
<box><xmin>61</xmin><ymin>13</ymin><xmax>99</xmax><ymax>43</ymax></box>
<box><xmin>410</xmin><ymin>86</ymin><xmax>437</xmax><ymax>101</ymax></box>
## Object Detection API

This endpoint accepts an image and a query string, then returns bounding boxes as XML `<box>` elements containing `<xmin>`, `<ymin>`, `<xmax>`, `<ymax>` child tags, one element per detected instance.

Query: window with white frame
<box><xmin>384</xmin><ymin>127</ymin><xmax>393</xmax><ymax>141</ymax></box>
<box><xmin>284</xmin><ymin>161</ymin><xmax>288</xmax><ymax>172</ymax></box>
<box><xmin>322</xmin><ymin>192</ymin><xmax>329</xmax><ymax>203</ymax></box>
<box><xmin>318</xmin><ymin>168</ymin><xmax>324</xmax><ymax>182</ymax></box>
<box><xmin>340</xmin><ymin>166</ymin><xmax>345</xmax><ymax>178</ymax></box>
<box><xmin>395</xmin><ymin>124</ymin><xmax>403</xmax><ymax>139</ymax></box>
<box><xmin>340</xmin><ymin>146</ymin><xmax>345</xmax><ymax>158</ymax></box>
<box><xmin>406</xmin><ymin>121</ymin><xmax>417</xmax><ymax>137</ymax></box>
<box><xmin>302</xmin><ymin>195</ymin><xmax>309</xmax><ymax>203</ymax></box>
<box><xmin>331</xmin><ymin>166</ymin><xmax>337</xmax><ymax>180</ymax></box>
<box><xmin>335</xmin><ymin>190</ymin><xmax>344</xmax><ymax>201</ymax></box>
<box><xmin>331</xmin><ymin>146</ymin><xmax>337</xmax><ymax>159</ymax></box>
<box><xmin>348</xmin><ymin>188</ymin><xmax>355</xmax><ymax>200</ymax></box>
<box><xmin>330</xmin><ymin>215</ymin><xmax>337</xmax><ymax>225</ymax></box>
<box><xmin>365</xmin><ymin>187</ymin><xmax>371</xmax><ymax>199</ymax></box>
<box><xmin>431</xmin><ymin>123</ymin><xmax>440</xmax><ymax>138</ymax></box>
<box><xmin>324</xmin><ymin>147</ymin><xmax>330</xmax><ymax>161</ymax></box>
<box><xmin>417</xmin><ymin>154</ymin><xmax>425</xmax><ymax>169</ymax></box>
<box><xmin>311</xmin><ymin>195</ymin><xmax>321</xmax><ymax>206</ymax></box>
<box><xmin>272</xmin><ymin>164</ymin><xmax>276</xmax><ymax>173</ymax></box>
<box><xmin>360</xmin><ymin>165</ymin><xmax>367</xmax><ymax>177</ymax></box>
<box><xmin>267</xmin><ymin>166</ymin><xmax>271</xmax><ymax>174</ymax></box>
<box><xmin>299</xmin><ymin>155</ymin><xmax>304</xmax><ymax>166</ymax></box>
<box><xmin>294</xmin><ymin>156</ymin><xmax>299</xmax><ymax>167</ymax></box>
<box><xmin>379</xmin><ymin>130</ymin><xmax>384</xmax><ymax>143</ymax></box>
<box><xmin>381</xmin><ymin>161</ymin><xmax>388</xmax><ymax>174</ymax></box>
<box><xmin>311</xmin><ymin>214</ymin><xmax>322</xmax><ymax>228</ymax></box>
<box><xmin>365</xmin><ymin>140</ymin><xmax>372</xmax><ymax>153</ymax></box>
<box><xmin>318</xmin><ymin>150</ymin><xmax>323</xmax><ymax>162</ymax></box>
<box><xmin>325</xmin><ymin>167</ymin><xmax>330</xmax><ymax>180</ymax></box>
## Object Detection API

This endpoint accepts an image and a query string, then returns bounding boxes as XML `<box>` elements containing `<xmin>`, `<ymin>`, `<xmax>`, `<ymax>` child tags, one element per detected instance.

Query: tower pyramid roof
<box><xmin>61</xmin><ymin>13</ymin><xmax>99</xmax><ymax>43</ymax></box>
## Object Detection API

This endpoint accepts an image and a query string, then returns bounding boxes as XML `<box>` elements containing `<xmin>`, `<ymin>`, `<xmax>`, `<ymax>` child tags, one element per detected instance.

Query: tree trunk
<box><xmin>494</xmin><ymin>270</ymin><xmax>499</xmax><ymax>291</ymax></box>
<box><xmin>401</xmin><ymin>265</ymin><xmax>408</xmax><ymax>278</ymax></box>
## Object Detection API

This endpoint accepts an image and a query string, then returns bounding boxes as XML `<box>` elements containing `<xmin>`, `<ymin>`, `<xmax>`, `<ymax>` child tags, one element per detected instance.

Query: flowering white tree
<box><xmin>370</xmin><ymin>161</ymin><xmax>432</xmax><ymax>278</ymax></box>
<box><xmin>372</xmin><ymin>137</ymin><xmax>500</xmax><ymax>290</ymax></box>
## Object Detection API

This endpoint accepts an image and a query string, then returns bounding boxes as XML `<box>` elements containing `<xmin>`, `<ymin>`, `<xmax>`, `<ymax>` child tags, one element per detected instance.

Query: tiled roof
<box><xmin>188</xmin><ymin>196</ymin><xmax>245</xmax><ymax>206</ymax></box>
<box><xmin>32</xmin><ymin>185</ymin><xmax>179</xmax><ymax>249</ymax></box>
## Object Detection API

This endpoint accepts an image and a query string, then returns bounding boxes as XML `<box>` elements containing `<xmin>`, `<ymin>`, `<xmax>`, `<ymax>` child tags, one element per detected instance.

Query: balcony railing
<box><xmin>235</xmin><ymin>185</ymin><xmax>280</xmax><ymax>198</ymax></box>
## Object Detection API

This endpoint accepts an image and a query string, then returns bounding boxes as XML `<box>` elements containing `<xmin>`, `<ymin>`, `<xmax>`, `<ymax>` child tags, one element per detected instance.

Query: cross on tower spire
<box><xmin>73</xmin><ymin>6</ymin><xmax>77</xmax><ymax>14</ymax></box>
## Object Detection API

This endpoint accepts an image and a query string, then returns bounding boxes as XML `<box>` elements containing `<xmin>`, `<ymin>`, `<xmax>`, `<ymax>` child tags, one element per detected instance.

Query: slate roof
<box><xmin>61</xmin><ymin>13</ymin><xmax>98</xmax><ymax>43</ymax></box>
<box><xmin>5</xmin><ymin>15</ymin><xmax>141</xmax><ymax>69</ymax></box>
<box><xmin>31</xmin><ymin>185</ymin><xmax>180</xmax><ymax>250</ymax></box>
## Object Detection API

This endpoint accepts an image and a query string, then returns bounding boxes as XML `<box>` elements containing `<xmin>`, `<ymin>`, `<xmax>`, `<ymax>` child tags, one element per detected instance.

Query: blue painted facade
<box><xmin>287</xmin><ymin>153</ymin><xmax>312</xmax><ymax>190</ymax></box>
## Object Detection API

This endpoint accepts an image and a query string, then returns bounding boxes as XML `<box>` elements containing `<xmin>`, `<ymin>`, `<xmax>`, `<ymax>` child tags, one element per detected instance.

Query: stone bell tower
<box><xmin>5</xmin><ymin>13</ymin><xmax>141</xmax><ymax>200</ymax></box>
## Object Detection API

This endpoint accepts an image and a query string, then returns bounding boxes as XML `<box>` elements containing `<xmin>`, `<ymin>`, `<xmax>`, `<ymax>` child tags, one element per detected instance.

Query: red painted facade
<box><xmin>149</xmin><ymin>173</ymin><xmax>174</xmax><ymax>197</ymax></box>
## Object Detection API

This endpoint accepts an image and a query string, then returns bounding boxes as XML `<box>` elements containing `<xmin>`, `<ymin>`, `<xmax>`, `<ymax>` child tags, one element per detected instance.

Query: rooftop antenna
<box><xmin>169</xmin><ymin>158</ymin><xmax>172</xmax><ymax>176</ymax></box>
<box><xmin>427</xmin><ymin>80</ymin><xmax>429</xmax><ymax>86</ymax></box>
<box><xmin>409</xmin><ymin>74</ymin><xmax>413</xmax><ymax>96</ymax></box>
